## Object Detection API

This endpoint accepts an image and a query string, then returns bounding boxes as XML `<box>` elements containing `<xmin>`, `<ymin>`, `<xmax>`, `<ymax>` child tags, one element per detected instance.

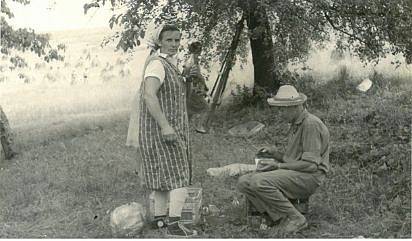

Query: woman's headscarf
<box><xmin>146</xmin><ymin>23</ymin><xmax>165</xmax><ymax>53</ymax></box>
<box><xmin>126</xmin><ymin>23</ymin><xmax>166</xmax><ymax>148</ymax></box>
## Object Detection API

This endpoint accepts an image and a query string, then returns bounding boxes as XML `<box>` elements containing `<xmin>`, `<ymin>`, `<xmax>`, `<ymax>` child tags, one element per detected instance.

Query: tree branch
<box><xmin>323</xmin><ymin>11</ymin><xmax>368</xmax><ymax>45</ymax></box>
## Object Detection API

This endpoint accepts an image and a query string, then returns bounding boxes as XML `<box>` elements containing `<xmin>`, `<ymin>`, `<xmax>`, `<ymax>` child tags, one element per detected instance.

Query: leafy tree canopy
<box><xmin>86</xmin><ymin>0</ymin><xmax>411</xmax><ymax>63</ymax></box>
<box><xmin>85</xmin><ymin>0</ymin><xmax>411</xmax><ymax>93</ymax></box>
<box><xmin>1</xmin><ymin>0</ymin><xmax>64</xmax><ymax>63</ymax></box>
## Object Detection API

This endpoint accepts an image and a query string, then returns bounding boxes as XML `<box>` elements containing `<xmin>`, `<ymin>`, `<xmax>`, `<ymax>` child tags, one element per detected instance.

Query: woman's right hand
<box><xmin>161</xmin><ymin>125</ymin><xmax>177</xmax><ymax>144</ymax></box>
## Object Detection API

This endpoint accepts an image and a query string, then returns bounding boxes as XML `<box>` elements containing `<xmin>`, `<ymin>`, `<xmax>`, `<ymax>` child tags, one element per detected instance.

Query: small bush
<box><xmin>44</xmin><ymin>49</ymin><xmax>64</xmax><ymax>62</ymax></box>
<box><xmin>10</xmin><ymin>56</ymin><xmax>28</xmax><ymax>68</ymax></box>
<box><xmin>282</xmin><ymin>66</ymin><xmax>357</xmax><ymax>108</ymax></box>
<box><xmin>229</xmin><ymin>85</ymin><xmax>267</xmax><ymax>110</ymax></box>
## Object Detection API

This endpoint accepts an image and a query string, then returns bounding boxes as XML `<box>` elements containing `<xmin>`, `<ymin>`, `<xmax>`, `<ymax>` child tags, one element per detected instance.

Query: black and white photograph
<box><xmin>0</xmin><ymin>0</ymin><xmax>411</xmax><ymax>238</ymax></box>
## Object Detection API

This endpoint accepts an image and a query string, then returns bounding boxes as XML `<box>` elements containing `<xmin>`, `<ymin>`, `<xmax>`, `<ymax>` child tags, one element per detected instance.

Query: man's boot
<box><xmin>289</xmin><ymin>198</ymin><xmax>309</xmax><ymax>214</ymax></box>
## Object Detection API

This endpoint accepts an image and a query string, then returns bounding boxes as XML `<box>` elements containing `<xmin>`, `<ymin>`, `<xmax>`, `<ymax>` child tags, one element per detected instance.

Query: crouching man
<box><xmin>237</xmin><ymin>85</ymin><xmax>330</xmax><ymax>235</ymax></box>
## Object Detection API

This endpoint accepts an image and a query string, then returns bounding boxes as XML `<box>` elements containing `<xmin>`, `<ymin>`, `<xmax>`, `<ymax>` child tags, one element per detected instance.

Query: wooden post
<box><xmin>206</xmin><ymin>13</ymin><xmax>246</xmax><ymax>126</ymax></box>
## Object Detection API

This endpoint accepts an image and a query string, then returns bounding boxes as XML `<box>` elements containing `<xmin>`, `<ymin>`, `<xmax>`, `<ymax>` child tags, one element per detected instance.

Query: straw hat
<box><xmin>267</xmin><ymin>85</ymin><xmax>307</xmax><ymax>106</ymax></box>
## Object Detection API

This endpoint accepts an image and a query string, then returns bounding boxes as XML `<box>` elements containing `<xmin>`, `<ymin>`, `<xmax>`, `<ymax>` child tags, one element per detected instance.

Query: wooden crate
<box><xmin>181</xmin><ymin>187</ymin><xmax>202</xmax><ymax>225</ymax></box>
<box><xmin>148</xmin><ymin>188</ymin><xmax>203</xmax><ymax>224</ymax></box>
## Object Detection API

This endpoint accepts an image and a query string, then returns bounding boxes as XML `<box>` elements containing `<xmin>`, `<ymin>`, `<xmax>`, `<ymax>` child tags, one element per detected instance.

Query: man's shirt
<box><xmin>283</xmin><ymin>109</ymin><xmax>330</xmax><ymax>173</ymax></box>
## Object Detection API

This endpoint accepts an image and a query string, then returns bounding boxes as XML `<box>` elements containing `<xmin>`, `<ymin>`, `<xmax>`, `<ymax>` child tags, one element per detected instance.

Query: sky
<box><xmin>6</xmin><ymin>0</ymin><xmax>123</xmax><ymax>32</ymax></box>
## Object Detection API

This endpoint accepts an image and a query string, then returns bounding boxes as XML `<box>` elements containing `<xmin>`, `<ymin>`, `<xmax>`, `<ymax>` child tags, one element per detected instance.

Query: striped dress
<box><xmin>138</xmin><ymin>55</ymin><xmax>191</xmax><ymax>191</ymax></box>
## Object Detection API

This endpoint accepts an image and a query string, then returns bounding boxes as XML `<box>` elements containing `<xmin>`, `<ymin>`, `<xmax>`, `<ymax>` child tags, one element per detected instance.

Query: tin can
<box><xmin>254</xmin><ymin>157</ymin><xmax>275</xmax><ymax>167</ymax></box>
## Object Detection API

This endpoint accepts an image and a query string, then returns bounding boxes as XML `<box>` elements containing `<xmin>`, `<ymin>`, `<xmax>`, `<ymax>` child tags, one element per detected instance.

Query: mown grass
<box><xmin>0</xmin><ymin>74</ymin><xmax>411</xmax><ymax>238</ymax></box>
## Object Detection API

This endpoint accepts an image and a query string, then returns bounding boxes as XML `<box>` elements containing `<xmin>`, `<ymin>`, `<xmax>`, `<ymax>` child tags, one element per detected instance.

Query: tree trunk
<box><xmin>243</xmin><ymin>1</ymin><xmax>279</xmax><ymax>95</ymax></box>
<box><xmin>0</xmin><ymin>106</ymin><xmax>15</xmax><ymax>160</ymax></box>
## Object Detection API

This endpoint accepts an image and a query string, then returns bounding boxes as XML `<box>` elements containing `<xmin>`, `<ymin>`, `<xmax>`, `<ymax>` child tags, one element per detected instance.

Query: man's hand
<box><xmin>256</xmin><ymin>160</ymin><xmax>279</xmax><ymax>172</ymax></box>
<box><xmin>161</xmin><ymin>125</ymin><xmax>177</xmax><ymax>144</ymax></box>
<box><xmin>259</xmin><ymin>146</ymin><xmax>272</xmax><ymax>153</ymax></box>
<box><xmin>258</xmin><ymin>146</ymin><xmax>284</xmax><ymax>162</ymax></box>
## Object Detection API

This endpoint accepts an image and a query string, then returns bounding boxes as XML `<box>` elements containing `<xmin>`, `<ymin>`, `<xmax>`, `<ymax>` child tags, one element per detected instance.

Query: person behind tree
<box><xmin>237</xmin><ymin>85</ymin><xmax>330</xmax><ymax>235</ymax></box>
<box><xmin>183</xmin><ymin>41</ymin><xmax>210</xmax><ymax>133</ymax></box>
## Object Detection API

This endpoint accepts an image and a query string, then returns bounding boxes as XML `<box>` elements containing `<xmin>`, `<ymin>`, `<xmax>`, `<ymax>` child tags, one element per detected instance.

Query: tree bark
<box><xmin>0</xmin><ymin>106</ymin><xmax>15</xmax><ymax>160</ymax></box>
<box><xmin>243</xmin><ymin>1</ymin><xmax>279</xmax><ymax>95</ymax></box>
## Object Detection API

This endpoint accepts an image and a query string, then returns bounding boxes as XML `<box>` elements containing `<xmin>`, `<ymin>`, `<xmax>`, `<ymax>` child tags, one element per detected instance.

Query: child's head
<box><xmin>188</xmin><ymin>41</ymin><xmax>202</xmax><ymax>54</ymax></box>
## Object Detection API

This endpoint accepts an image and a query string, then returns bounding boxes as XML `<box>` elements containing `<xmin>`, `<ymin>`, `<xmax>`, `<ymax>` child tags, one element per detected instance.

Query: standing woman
<box><xmin>127</xmin><ymin>24</ymin><xmax>197</xmax><ymax>237</ymax></box>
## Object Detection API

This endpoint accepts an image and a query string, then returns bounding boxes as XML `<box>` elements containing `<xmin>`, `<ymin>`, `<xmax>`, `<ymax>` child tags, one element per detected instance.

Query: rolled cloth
<box><xmin>207</xmin><ymin>163</ymin><xmax>256</xmax><ymax>178</ymax></box>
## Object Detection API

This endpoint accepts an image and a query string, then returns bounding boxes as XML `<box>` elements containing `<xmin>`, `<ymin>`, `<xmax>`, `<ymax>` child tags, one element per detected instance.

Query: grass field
<box><xmin>1</xmin><ymin>77</ymin><xmax>411</xmax><ymax>238</ymax></box>
<box><xmin>0</xmin><ymin>28</ymin><xmax>411</xmax><ymax>238</ymax></box>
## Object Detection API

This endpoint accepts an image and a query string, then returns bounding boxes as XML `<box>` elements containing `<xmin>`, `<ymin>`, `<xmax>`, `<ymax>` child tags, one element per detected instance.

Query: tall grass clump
<box><xmin>312</xmin><ymin>70</ymin><xmax>411</xmax><ymax>238</ymax></box>
<box><xmin>229</xmin><ymin>85</ymin><xmax>268</xmax><ymax>110</ymax></box>
<box><xmin>368</xmin><ymin>70</ymin><xmax>412</xmax><ymax>94</ymax></box>
<box><xmin>291</xmin><ymin>65</ymin><xmax>357</xmax><ymax>108</ymax></box>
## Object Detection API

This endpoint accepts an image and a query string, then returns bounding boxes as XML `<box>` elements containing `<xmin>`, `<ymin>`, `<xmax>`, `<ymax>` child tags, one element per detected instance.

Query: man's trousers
<box><xmin>237</xmin><ymin>169</ymin><xmax>325</xmax><ymax>222</ymax></box>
